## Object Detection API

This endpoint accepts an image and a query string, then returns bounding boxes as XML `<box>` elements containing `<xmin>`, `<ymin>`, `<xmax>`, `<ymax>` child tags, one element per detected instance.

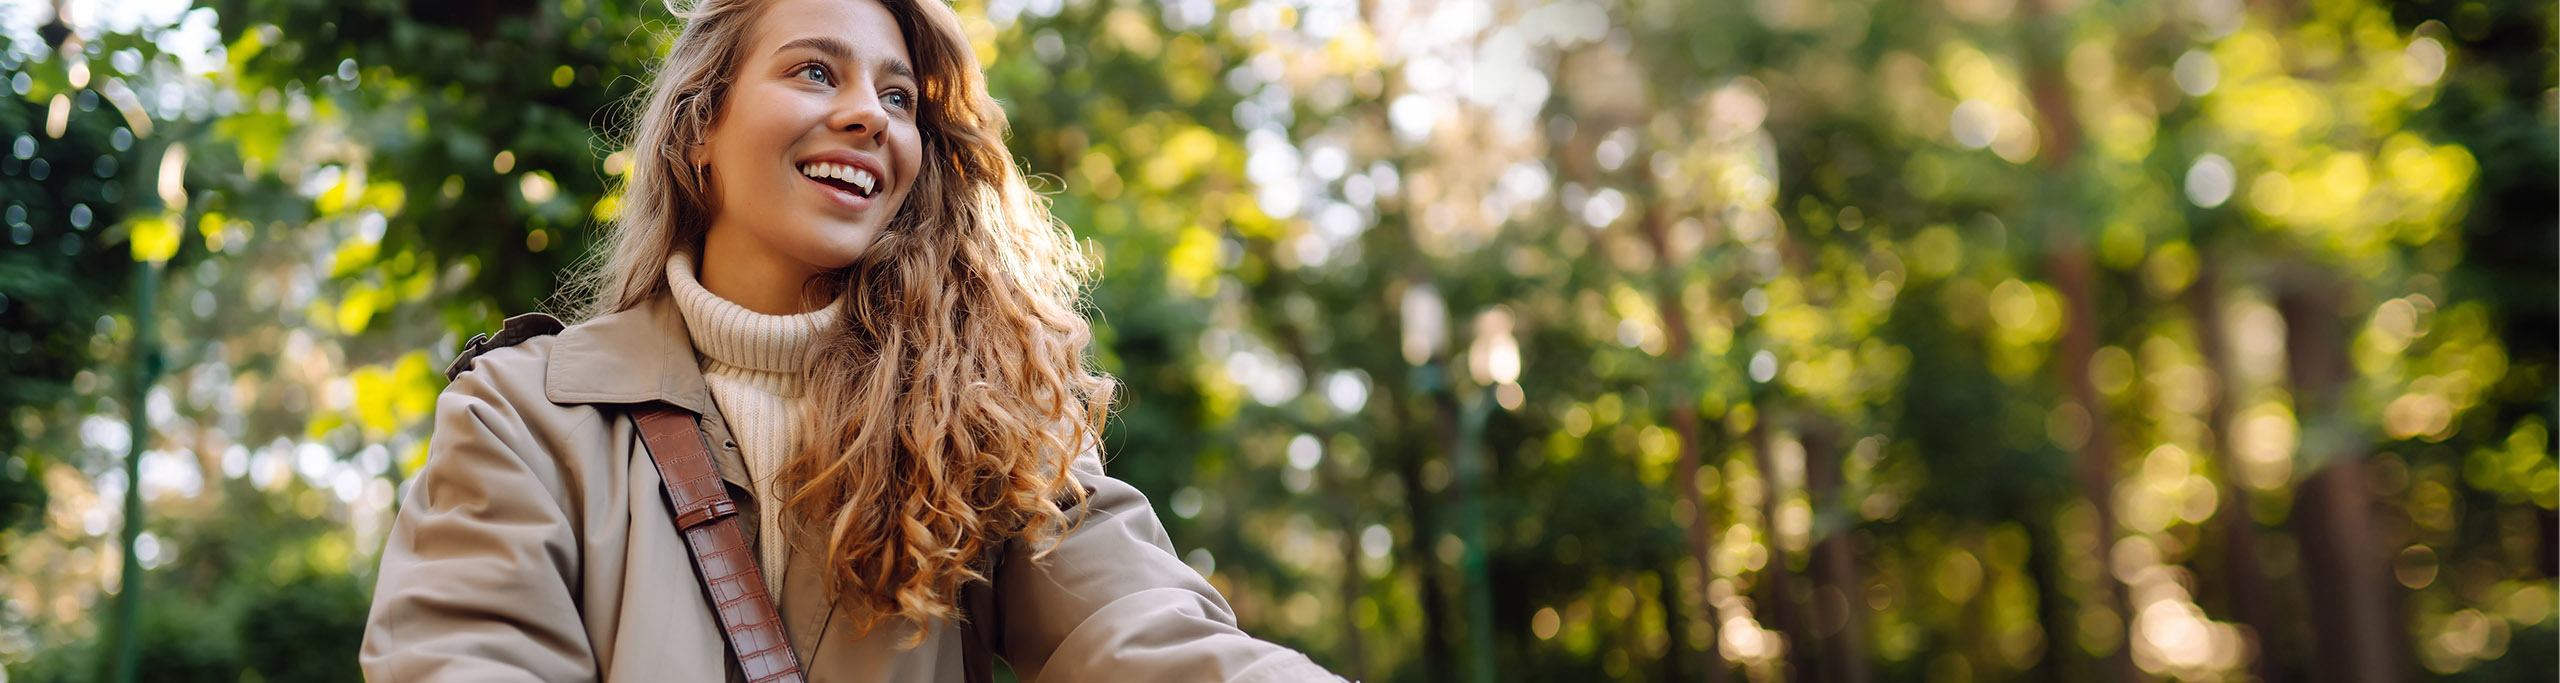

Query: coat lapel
<box><xmin>543</xmin><ymin>294</ymin><xmax>754</xmax><ymax>495</ymax></box>
<box><xmin>780</xmin><ymin>521</ymin><xmax>838</xmax><ymax>669</ymax></box>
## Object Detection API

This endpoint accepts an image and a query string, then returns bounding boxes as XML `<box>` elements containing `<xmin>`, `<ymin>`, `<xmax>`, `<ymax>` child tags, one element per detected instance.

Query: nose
<box><xmin>828</xmin><ymin>91</ymin><xmax>890</xmax><ymax>138</ymax></box>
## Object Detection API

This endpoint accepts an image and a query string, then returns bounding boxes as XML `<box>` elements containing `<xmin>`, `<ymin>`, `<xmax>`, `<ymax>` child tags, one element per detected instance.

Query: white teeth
<box><xmin>798</xmin><ymin>162</ymin><xmax>878</xmax><ymax>197</ymax></box>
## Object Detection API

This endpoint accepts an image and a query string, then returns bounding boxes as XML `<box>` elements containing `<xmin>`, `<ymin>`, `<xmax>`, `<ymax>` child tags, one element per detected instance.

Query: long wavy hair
<box><xmin>567</xmin><ymin>0</ymin><xmax>1112</xmax><ymax>639</ymax></box>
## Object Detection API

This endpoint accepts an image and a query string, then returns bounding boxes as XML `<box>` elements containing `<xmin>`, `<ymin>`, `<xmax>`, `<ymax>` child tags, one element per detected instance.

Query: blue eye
<box><xmin>884</xmin><ymin>90</ymin><xmax>911</xmax><ymax>109</ymax></box>
<box><xmin>794</xmin><ymin>64</ymin><xmax>831</xmax><ymax>84</ymax></box>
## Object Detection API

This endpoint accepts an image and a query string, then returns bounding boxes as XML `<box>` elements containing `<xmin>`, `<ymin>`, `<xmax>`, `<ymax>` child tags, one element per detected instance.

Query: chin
<box><xmin>802</xmin><ymin>235</ymin><xmax>881</xmax><ymax>270</ymax></box>
<box><xmin>800</xmin><ymin>249</ymin><xmax>867</xmax><ymax>272</ymax></box>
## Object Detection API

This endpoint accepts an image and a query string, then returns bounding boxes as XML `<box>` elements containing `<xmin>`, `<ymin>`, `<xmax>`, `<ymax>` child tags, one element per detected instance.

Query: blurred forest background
<box><xmin>0</xmin><ymin>0</ymin><xmax>2552</xmax><ymax>680</ymax></box>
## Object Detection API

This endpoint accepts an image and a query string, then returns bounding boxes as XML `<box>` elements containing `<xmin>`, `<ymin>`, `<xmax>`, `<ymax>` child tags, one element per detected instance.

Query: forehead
<box><xmin>745</xmin><ymin>0</ymin><xmax>911</xmax><ymax>63</ymax></box>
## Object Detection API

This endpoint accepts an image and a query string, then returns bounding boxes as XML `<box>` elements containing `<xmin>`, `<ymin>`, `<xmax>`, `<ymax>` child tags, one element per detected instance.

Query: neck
<box><xmin>699</xmin><ymin>228</ymin><xmax>832</xmax><ymax>315</ymax></box>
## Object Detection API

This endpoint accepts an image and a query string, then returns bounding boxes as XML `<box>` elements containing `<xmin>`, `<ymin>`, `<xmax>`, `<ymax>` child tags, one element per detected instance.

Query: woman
<box><xmin>357</xmin><ymin>0</ymin><xmax>1340</xmax><ymax>680</ymax></box>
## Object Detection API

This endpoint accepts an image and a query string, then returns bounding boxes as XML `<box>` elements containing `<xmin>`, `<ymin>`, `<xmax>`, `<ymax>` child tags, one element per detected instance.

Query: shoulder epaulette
<box><xmin>444</xmin><ymin>312</ymin><xmax>568</xmax><ymax>381</ymax></box>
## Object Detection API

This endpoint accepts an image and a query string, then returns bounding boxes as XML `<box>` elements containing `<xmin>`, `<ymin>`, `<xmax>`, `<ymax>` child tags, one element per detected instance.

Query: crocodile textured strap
<box><xmin>633</xmin><ymin>404</ymin><xmax>806</xmax><ymax>683</ymax></box>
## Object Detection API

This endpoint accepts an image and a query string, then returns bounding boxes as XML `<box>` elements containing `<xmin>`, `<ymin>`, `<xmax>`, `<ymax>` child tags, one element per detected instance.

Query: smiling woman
<box><xmin>353</xmin><ymin>0</ymin><xmax>1345</xmax><ymax>681</ymax></box>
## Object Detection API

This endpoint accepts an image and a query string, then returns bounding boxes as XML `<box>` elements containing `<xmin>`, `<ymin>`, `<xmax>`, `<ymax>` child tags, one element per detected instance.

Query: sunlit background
<box><xmin>0</xmin><ymin>0</ymin><xmax>2551</xmax><ymax>680</ymax></box>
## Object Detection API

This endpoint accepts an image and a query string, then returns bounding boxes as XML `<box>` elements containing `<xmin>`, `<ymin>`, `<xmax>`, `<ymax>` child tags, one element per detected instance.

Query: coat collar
<box><xmin>544</xmin><ymin>293</ymin><xmax>717</xmax><ymax>417</ymax></box>
<box><xmin>545</xmin><ymin>292</ymin><xmax>762</xmax><ymax>517</ymax></box>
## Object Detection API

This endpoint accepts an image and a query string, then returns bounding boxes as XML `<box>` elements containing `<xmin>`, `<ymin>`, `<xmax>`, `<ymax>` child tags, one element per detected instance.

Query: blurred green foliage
<box><xmin>0</xmin><ymin>0</ymin><xmax>2552</xmax><ymax>681</ymax></box>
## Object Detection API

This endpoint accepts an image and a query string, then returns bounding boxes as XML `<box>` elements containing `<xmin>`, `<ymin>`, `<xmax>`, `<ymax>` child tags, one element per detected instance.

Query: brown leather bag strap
<box><xmin>632</xmin><ymin>403</ymin><xmax>807</xmax><ymax>683</ymax></box>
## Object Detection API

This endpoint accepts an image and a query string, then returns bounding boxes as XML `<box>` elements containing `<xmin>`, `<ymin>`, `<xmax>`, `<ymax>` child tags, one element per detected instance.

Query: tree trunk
<box><xmin>2278</xmin><ymin>278</ymin><xmax>2407</xmax><ymax>683</ymax></box>
<box><xmin>1636</xmin><ymin>167</ymin><xmax>1729</xmax><ymax>683</ymax></box>
<box><xmin>1332</xmin><ymin>493</ymin><xmax>1369</xmax><ymax>680</ymax></box>
<box><xmin>1657</xmin><ymin>563</ymin><xmax>1694</xmax><ymax>682</ymax></box>
<box><xmin>2025</xmin><ymin>516</ymin><xmax>2071</xmax><ymax>683</ymax></box>
<box><xmin>1802</xmin><ymin>424</ymin><xmax>1869</xmax><ymax>683</ymax></box>
<box><xmin>1383</xmin><ymin>392</ymin><xmax>1453</xmax><ymax>680</ymax></box>
<box><xmin>1673</xmin><ymin>401</ymin><xmax>1728</xmax><ymax>683</ymax></box>
<box><xmin>1400</xmin><ymin>439</ymin><xmax>1455</xmax><ymax>678</ymax></box>
<box><xmin>1749</xmin><ymin>416</ymin><xmax>1813</xmax><ymax>680</ymax></box>
<box><xmin>2187</xmin><ymin>257</ymin><xmax>2287</xmax><ymax>681</ymax></box>
<box><xmin>1430</xmin><ymin>376</ymin><xmax>1496</xmax><ymax>683</ymax></box>
<box><xmin>2048</xmin><ymin>247</ymin><xmax>2135</xmax><ymax>682</ymax></box>
<box><xmin>2539</xmin><ymin>508</ymin><xmax>2558</xmax><ymax>578</ymax></box>
<box><xmin>2020</xmin><ymin>0</ymin><xmax>2131</xmax><ymax>676</ymax></box>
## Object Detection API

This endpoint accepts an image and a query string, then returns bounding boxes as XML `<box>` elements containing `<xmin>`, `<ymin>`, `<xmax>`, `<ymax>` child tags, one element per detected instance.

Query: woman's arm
<box><xmin>995</xmin><ymin>451</ymin><xmax>1344</xmax><ymax>683</ymax></box>
<box><xmin>359</xmin><ymin>366</ymin><xmax>597</xmax><ymax>682</ymax></box>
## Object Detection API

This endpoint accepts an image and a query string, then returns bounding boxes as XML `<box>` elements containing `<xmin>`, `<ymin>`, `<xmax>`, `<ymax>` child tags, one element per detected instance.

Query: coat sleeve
<box><xmin>995</xmin><ymin>451</ymin><xmax>1344</xmax><ymax>683</ymax></box>
<box><xmin>360</xmin><ymin>367</ymin><xmax>597</xmax><ymax>682</ymax></box>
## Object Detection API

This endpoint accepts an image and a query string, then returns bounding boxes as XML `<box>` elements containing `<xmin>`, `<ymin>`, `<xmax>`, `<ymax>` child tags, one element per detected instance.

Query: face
<box><xmin>697</xmin><ymin>0</ymin><xmax>923</xmax><ymax>282</ymax></box>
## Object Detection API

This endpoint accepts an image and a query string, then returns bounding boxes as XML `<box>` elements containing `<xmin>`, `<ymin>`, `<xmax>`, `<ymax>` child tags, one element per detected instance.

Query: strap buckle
<box><xmin>675</xmin><ymin>497</ymin><xmax>738</xmax><ymax>530</ymax></box>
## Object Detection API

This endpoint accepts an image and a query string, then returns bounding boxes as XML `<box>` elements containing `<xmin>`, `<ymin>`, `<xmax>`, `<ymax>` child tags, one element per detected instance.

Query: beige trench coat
<box><xmin>360</xmin><ymin>294</ymin><xmax>1339</xmax><ymax>682</ymax></box>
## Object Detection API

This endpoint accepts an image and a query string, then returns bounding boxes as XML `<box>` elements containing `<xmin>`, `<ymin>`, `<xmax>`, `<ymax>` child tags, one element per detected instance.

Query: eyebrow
<box><xmin>774</xmin><ymin>37</ymin><xmax>915</xmax><ymax>80</ymax></box>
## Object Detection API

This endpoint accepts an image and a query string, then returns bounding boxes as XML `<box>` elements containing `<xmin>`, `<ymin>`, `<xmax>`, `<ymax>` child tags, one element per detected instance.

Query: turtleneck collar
<box><xmin>665</xmin><ymin>249</ymin><xmax>843</xmax><ymax>388</ymax></box>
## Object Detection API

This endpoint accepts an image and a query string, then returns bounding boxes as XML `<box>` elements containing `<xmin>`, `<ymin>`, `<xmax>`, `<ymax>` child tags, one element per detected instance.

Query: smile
<box><xmin>798</xmin><ymin>162</ymin><xmax>880</xmax><ymax>199</ymax></box>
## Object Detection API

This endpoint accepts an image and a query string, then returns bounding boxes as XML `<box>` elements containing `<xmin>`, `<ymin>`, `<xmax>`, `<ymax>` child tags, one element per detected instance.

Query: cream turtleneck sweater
<box><xmin>666</xmin><ymin>251</ymin><xmax>841</xmax><ymax>591</ymax></box>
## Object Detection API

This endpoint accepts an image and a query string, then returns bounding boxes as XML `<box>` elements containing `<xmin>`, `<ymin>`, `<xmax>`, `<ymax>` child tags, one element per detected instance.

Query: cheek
<box><xmin>898</xmin><ymin>137</ymin><xmax>926</xmax><ymax>195</ymax></box>
<box><xmin>716</xmin><ymin>90</ymin><xmax>804</xmax><ymax>167</ymax></box>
